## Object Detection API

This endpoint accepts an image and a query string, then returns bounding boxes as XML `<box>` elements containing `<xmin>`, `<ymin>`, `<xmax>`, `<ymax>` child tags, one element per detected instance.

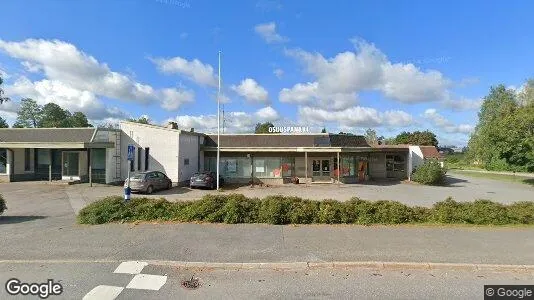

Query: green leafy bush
<box><xmin>77</xmin><ymin>194</ymin><xmax>534</xmax><ymax>226</ymax></box>
<box><xmin>411</xmin><ymin>160</ymin><xmax>446</xmax><ymax>185</ymax></box>
<box><xmin>0</xmin><ymin>194</ymin><xmax>6</xmax><ymax>215</ymax></box>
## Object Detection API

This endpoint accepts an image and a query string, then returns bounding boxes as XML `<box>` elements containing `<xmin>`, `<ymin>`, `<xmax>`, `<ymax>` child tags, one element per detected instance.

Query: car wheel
<box><xmin>167</xmin><ymin>182</ymin><xmax>172</xmax><ymax>190</ymax></box>
<box><xmin>146</xmin><ymin>185</ymin><xmax>153</xmax><ymax>194</ymax></box>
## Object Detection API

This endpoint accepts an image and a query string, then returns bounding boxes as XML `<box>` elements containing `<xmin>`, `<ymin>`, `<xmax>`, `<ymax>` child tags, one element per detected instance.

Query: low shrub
<box><xmin>77</xmin><ymin>194</ymin><xmax>534</xmax><ymax>226</ymax></box>
<box><xmin>507</xmin><ymin>202</ymin><xmax>534</xmax><ymax>224</ymax></box>
<box><xmin>0</xmin><ymin>194</ymin><xmax>6</xmax><ymax>215</ymax></box>
<box><xmin>411</xmin><ymin>160</ymin><xmax>447</xmax><ymax>185</ymax></box>
<box><xmin>318</xmin><ymin>200</ymin><xmax>344</xmax><ymax>224</ymax></box>
<box><xmin>289</xmin><ymin>199</ymin><xmax>319</xmax><ymax>224</ymax></box>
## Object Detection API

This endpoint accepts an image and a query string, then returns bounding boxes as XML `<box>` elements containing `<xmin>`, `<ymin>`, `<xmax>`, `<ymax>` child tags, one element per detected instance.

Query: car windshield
<box><xmin>131</xmin><ymin>173</ymin><xmax>145</xmax><ymax>179</ymax></box>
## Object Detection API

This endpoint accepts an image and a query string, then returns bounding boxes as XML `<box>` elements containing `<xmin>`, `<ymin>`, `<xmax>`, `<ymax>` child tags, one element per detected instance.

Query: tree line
<box><xmin>467</xmin><ymin>80</ymin><xmax>534</xmax><ymax>172</ymax></box>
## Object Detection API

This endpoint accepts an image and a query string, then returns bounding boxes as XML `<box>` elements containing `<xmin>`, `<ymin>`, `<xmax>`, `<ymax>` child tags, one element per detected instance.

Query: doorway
<box><xmin>312</xmin><ymin>158</ymin><xmax>331</xmax><ymax>181</ymax></box>
<box><xmin>62</xmin><ymin>151</ymin><xmax>80</xmax><ymax>180</ymax></box>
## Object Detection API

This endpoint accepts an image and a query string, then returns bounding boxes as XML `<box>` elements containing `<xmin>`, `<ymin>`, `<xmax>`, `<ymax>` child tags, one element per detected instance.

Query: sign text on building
<box><xmin>268</xmin><ymin>126</ymin><xmax>310</xmax><ymax>133</ymax></box>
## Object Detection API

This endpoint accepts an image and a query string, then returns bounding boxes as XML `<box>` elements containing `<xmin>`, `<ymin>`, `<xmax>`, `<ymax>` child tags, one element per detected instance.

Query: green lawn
<box><xmin>450</xmin><ymin>170</ymin><xmax>534</xmax><ymax>187</ymax></box>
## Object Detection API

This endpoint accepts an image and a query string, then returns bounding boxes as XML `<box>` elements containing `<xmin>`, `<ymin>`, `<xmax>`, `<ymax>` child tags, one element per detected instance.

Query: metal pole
<box><xmin>216</xmin><ymin>50</ymin><xmax>221</xmax><ymax>190</ymax></box>
<box><xmin>337</xmin><ymin>152</ymin><xmax>340</xmax><ymax>185</ymax></box>
<box><xmin>304</xmin><ymin>151</ymin><xmax>308</xmax><ymax>186</ymax></box>
<box><xmin>88</xmin><ymin>148</ymin><xmax>92</xmax><ymax>187</ymax></box>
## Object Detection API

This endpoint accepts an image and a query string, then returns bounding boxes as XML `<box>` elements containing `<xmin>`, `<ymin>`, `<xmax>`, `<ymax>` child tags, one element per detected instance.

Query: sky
<box><xmin>0</xmin><ymin>0</ymin><xmax>533</xmax><ymax>146</ymax></box>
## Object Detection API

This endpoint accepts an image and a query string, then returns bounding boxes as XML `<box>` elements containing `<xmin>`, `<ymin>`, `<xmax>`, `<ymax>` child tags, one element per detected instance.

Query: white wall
<box><xmin>408</xmin><ymin>146</ymin><xmax>424</xmax><ymax>180</ymax></box>
<box><xmin>119</xmin><ymin>122</ymin><xmax>180</xmax><ymax>182</ymax></box>
<box><xmin>178</xmin><ymin>133</ymin><xmax>201</xmax><ymax>183</ymax></box>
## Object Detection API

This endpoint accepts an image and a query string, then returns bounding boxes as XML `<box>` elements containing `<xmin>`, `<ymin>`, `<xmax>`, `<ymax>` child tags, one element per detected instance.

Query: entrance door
<box><xmin>62</xmin><ymin>152</ymin><xmax>80</xmax><ymax>180</ymax></box>
<box><xmin>312</xmin><ymin>158</ymin><xmax>331</xmax><ymax>181</ymax></box>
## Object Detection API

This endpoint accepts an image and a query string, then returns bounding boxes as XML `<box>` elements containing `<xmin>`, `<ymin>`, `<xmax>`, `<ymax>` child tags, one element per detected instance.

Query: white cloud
<box><xmin>299</xmin><ymin>106</ymin><xmax>413</xmax><ymax>128</ymax></box>
<box><xmin>282</xmin><ymin>39</ymin><xmax>452</xmax><ymax>106</ymax></box>
<box><xmin>273</xmin><ymin>68</ymin><xmax>284</xmax><ymax>78</ymax></box>
<box><xmin>254</xmin><ymin>22</ymin><xmax>288</xmax><ymax>44</ymax></box>
<box><xmin>231</xmin><ymin>78</ymin><xmax>269</xmax><ymax>104</ymax></box>
<box><xmin>279</xmin><ymin>82</ymin><xmax>357</xmax><ymax>110</ymax></box>
<box><xmin>4</xmin><ymin>77</ymin><xmax>128</xmax><ymax>121</ymax></box>
<box><xmin>423</xmin><ymin>108</ymin><xmax>474</xmax><ymax>134</ymax></box>
<box><xmin>159</xmin><ymin>88</ymin><xmax>195</xmax><ymax>111</ymax></box>
<box><xmin>0</xmin><ymin>39</ymin><xmax>194</xmax><ymax>111</ymax></box>
<box><xmin>441</xmin><ymin>96</ymin><xmax>482</xmax><ymax>111</ymax></box>
<box><xmin>172</xmin><ymin>106</ymin><xmax>279</xmax><ymax>133</ymax></box>
<box><xmin>255</xmin><ymin>106</ymin><xmax>280</xmax><ymax>121</ymax></box>
<box><xmin>150</xmin><ymin>56</ymin><xmax>217</xmax><ymax>87</ymax></box>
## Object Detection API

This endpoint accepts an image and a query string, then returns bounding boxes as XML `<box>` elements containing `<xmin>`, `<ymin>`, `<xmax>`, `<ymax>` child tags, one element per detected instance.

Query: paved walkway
<box><xmin>70</xmin><ymin>173</ymin><xmax>533</xmax><ymax>207</ymax></box>
<box><xmin>1</xmin><ymin>182</ymin><xmax>534</xmax><ymax>266</ymax></box>
<box><xmin>452</xmin><ymin>168</ymin><xmax>534</xmax><ymax>178</ymax></box>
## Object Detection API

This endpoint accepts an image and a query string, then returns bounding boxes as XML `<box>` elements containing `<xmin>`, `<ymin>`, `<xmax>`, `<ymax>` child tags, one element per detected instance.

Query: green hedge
<box><xmin>0</xmin><ymin>194</ymin><xmax>6</xmax><ymax>215</ymax></box>
<box><xmin>412</xmin><ymin>160</ymin><xmax>447</xmax><ymax>185</ymax></box>
<box><xmin>77</xmin><ymin>194</ymin><xmax>534</xmax><ymax>226</ymax></box>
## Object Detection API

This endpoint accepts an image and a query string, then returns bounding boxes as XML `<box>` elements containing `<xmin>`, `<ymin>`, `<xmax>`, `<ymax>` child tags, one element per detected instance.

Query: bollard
<box><xmin>124</xmin><ymin>186</ymin><xmax>131</xmax><ymax>202</ymax></box>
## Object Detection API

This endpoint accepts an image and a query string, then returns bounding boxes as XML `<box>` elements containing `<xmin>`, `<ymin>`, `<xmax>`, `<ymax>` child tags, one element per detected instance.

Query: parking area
<box><xmin>48</xmin><ymin>172</ymin><xmax>534</xmax><ymax>208</ymax></box>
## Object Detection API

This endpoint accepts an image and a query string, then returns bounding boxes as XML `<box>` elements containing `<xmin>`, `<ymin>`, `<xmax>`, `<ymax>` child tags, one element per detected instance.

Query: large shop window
<box><xmin>254</xmin><ymin>157</ymin><xmax>283</xmax><ymax>178</ymax></box>
<box><xmin>91</xmin><ymin>149</ymin><xmax>106</xmax><ymax>170</ymax></box>
<box><xmin>0</xmin><ymin>148</ymin><xmax>7</xmax><ymax>173</ymax></box>
<box><xmin>386</xmin><ymin>155</ymin><xmax>405</xmax><ymax>172</ymax></box>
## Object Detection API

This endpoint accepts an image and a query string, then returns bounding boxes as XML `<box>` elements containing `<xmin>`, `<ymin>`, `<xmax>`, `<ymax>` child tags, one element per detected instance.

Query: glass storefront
<box><xmin>341</xmin><ymin>155</ymin><xmax>369</xmax><ymax>178</ymax></box>
<box><xmin>205</xmin><ymin>156</ymin><xmax>295</xmax><ymax>179</ymax></box>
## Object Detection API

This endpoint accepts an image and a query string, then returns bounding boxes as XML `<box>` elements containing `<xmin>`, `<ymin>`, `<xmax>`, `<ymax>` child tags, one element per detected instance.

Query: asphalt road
<box><xmin>73</xmin><ymin>172</ymin><xmax>534</xmax><ymax>207</ymax></box>
<box><xmin>1</xmin><ymin>182</ymin><xmax>534</xmax><ymax>299</ymax></box>
<box><xmin>1</xmin><ymin>261</ymin><xmax>533</xmax><ymax>299</ymax></box>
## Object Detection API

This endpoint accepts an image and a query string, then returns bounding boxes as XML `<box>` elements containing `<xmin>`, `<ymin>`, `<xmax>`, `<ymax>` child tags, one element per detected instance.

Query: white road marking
<box><xmin>113</xmin><ymin>261</ymin><xmax>148</xmax><ymax>274</ymax></box>
<box><xmin>126</xmin><ymin>274</ymin><xmax>168</xmax><ymax>290</ymax></box>
<box><xmin>83</xmin><ymin>285</ymin><xmax>124</xmax><ymax>300</ymax></box>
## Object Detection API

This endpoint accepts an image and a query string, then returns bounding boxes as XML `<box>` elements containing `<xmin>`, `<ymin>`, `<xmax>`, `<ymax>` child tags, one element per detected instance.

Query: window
<box><xmin>281</xmin><ymin>157</ymin><xmax>295</xmax><ymax>177</ymax></box>
<box><xmin>145</xmin><ymin>148</ymin><xmax>149</xmax><ymax>170</ymax></box>
<box><xmin>386</xmin><ymin>155</ymin><xmax>405</xmax><ymax>172</ymax></box>
<box><xmin>254</xmin><ymin>157</ymin><xmax>282</xmax><ymax>178</ymax></box>
<box><xmin>25</xmin><ymin>149</ymin><xmax>31</xmax><ymax>171</ymax></box>
<box><xmin>184</xmin><ymin>158</ymin><xmax>190</xmax><ymax>166</ymax></box>
<box><xmin>91</xmin><ymin>149</ymin><xmax>106</xmax><ymax>170</ymax></box>
<box><xmin>0</xmin><ymin>149</ymin><xmax>7</xmax><ymax>173</ymax></box>
<box><xmin>137</xmin><ymin>148</ymin><xmax>142</xmax><ymax>170</ymax></box>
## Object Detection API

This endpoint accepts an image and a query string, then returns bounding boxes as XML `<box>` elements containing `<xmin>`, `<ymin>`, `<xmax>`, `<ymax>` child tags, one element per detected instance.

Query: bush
<box><xmin>77</xmin><ymin>194</ymin><xmax>534</xmax><ymax>226</ymax></box>
<box><xmin>411</xmin><ymin>160</ymin><xmax>446</xmax><ymax>185</ymax></box>
<box><xmin>289</xmin><ymin>199</ymin><xmax>319</xmax><ymax>224</ymax></box>
<box><xmin>0</xmin><ymin>194</ymin><xmax>6</xmax><ymax>215</ymax></box>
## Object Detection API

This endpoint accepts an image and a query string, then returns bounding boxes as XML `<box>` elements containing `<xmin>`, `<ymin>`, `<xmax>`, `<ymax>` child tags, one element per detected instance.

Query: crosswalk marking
<box><xmin>113</xmin><ymin>261</ymin><xmax>148</xmax><ymax>274</ymax></box>
<box><xmin>83</xmin><ymin>261</ymin><xmax>167</xmax><ymax>299</ymax></box>
<box><xmin>126</xmin><ymin>274</ymin><xmax>168</xmax><ymax>290</ymax></box>
<box><xmin>82</xmin><ymin>285</ymin><xmax>124</xmax><ymax>300</ymax></box>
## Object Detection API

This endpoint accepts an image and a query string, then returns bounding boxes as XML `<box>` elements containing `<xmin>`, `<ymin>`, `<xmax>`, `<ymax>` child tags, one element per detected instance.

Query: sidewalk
<box><xmin>451</xmin><ymin>168</ymin><xmax>534</xmax><ymax>178</ymax></box>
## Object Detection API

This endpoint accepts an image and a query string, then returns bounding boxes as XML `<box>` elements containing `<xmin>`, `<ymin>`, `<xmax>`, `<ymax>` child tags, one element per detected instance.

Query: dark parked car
<box><xmin>190</xmin><ymin>172</ymin><xmax>224</xmax><ymax>189</ymax></box>
<box><xmin>124</xmin><ymin>171</ymin><xmax>173</xmax><ymax>194</ymax></box>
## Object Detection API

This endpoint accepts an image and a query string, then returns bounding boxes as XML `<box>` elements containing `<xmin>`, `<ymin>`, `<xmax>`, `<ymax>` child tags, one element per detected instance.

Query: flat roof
<box><xmin>0</xmin><ymin>128</ymin><xmax>115</xmax><ymax>148</ymax></box>
<box><xmin>204</xmin><ymin>134</ymin><xmax>371</xmax><ymax>148</ymax></box>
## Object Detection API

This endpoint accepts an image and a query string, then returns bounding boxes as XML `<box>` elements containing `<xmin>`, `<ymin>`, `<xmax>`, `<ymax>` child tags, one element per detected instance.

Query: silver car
<box><xmin>124</xmin><ymin>171</ymin><xmax>173</xmax><ymax>194</ymax></box>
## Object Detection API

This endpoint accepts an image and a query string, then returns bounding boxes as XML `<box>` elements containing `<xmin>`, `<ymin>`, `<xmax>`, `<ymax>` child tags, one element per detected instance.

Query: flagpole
<box><xmin>216</xmin><ymin>50</ymin><xmax>221</xmax><ymax>191</ymax></box>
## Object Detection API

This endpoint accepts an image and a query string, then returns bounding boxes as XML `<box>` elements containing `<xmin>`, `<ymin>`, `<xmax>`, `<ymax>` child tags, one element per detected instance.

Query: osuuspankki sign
<box><xmin>268</xmin><ymin>126</ymin><xmax>310</xmax><ymax>133</ymax></box>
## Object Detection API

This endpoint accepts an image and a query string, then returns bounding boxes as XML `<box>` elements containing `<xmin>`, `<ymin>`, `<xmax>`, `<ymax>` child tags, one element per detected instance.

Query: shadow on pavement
<box><xmin>0</xmin><ymin>215</ymin><xmax>47</xmax><ymax>224</ymax></box>
<box><xmin>522</xmin><ymin>179</ymin><xmax>534</xmax><ymax>187</ymax></box>
<box><xmin>149</xmin><ymin>187</ymin><xmax>193</xmax><ymax>196</ymax></box>
<box><xmin>444</xmin><ymin>175</ymin><xmax>469</xmax><ymax>187</ymax></box>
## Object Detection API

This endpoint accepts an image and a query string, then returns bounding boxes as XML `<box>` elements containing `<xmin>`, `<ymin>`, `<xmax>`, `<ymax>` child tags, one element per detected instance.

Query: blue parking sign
<box><xmin>127</xmin><ymin>145</ymin><xmax>135</xmax><ymax>161</ymax></box>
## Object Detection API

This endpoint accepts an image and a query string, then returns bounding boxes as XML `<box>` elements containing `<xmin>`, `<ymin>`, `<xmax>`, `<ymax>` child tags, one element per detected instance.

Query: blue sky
<box><xmin>0</xmin><ymin>0</ymin><xmax>533</xmax><ymax>146</ymax></box>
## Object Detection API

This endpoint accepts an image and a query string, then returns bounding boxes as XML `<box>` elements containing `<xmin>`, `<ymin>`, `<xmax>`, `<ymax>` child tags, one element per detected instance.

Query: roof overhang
<box><xmin>0</xmin><ymin>142</ymin><xmax>115</xmax><ymax>149</ymax></box>
<box><xmin>203</xmin><ymin>146</ymin><xmax>380</xmax><ymax>153</ymax></box>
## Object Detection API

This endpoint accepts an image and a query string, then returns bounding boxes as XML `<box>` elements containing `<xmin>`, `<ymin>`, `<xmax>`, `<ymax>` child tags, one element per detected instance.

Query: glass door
<box><xmin>62</xmin><ymin>152</ymin><xmax>80</xmax><ymax>178</ymax></box>
<box><xmin>321</xmin><ymin>159</ymin><xmax>330</xmax><ymax>176</ymax></box>
<box><xmin>312</xmin><ymin>160</ymin><xmax>321</xmax><ymax>176</ymax></box>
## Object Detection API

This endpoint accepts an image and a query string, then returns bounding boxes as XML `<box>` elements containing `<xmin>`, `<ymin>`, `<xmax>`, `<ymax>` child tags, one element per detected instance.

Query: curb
<box><xmin>146</xmin><ymin>260</ymin><xmax>534</xmax><ymax>272</ymax></box>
